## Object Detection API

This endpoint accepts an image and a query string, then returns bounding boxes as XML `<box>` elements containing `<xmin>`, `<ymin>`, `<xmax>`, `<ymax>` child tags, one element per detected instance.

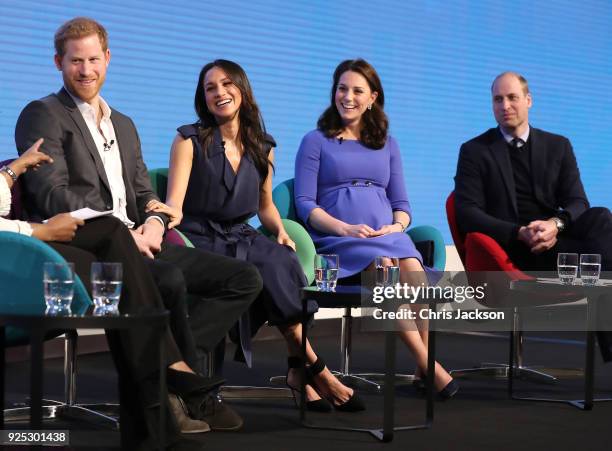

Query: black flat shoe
<box><xmin>438</xmin><ymin>379</ymin><xmax>459</xmax><ymax>400</ymax></box>
<box><xmin>287</xmin><ymin>357</ymin><xmax>332</xmax><ymax>412</ymax></box>
<box><xmin>308</xmin><ymin>358</ymin><xmax>366</xmax><ymax>413</ymax></box>
<box><xmin>167</xmin><ymin>368</ymin><xmax>225</xmax><ymax>397</ymax></box>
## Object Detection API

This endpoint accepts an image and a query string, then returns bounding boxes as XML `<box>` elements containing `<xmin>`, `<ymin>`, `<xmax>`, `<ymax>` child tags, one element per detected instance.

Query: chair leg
<box><xmin>65</xmin><ymin>330</ymin><xmax>77</xmax><ymax>405</ymax></box>
<box><xmin>199</xmin><ymin>347</ymin><xmax>291</xmax><ymax>400</ymax></box>
<box><xmin>5</xmin><ymin>332</ymin><xmax>120</xmax><ymax>429</ymax></box>
<box><xmin>452</xmin><ymin>309</ymin><xmax>581</xmax><ymax>383</ymax></box>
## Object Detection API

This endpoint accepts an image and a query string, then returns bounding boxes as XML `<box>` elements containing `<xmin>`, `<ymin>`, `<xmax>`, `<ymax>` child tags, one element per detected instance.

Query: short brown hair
<box><xmin>54</xmin><ymin>17</ymin><xmax>108</xmax><ymax>57</ymax></box>
<box><xmin>491</xmin><ymin>71</ymin><xmax>530</xmax><ymax>95</ymax></box>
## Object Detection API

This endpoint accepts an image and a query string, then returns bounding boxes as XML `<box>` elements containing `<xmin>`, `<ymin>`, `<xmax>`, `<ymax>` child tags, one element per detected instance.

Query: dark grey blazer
<box><xmin>14</xmin><ymin>87</ymin><xmax>167</xmax><ymax>227</ymax></box>
<box><xmin>454</xmin><ymin>126</ymin><xmax>589</xmax><ymax>247</ymax></box>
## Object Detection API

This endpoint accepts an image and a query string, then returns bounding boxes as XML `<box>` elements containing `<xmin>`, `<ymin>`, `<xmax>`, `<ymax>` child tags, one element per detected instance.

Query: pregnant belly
<box><xmin>321</xmin><ymin>187</ymin><xmax>393</xmax><ymax>228</ymax></box>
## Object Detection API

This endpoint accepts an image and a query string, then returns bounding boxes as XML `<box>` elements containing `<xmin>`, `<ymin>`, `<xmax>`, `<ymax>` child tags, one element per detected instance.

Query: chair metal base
<box><xmin>4</xmin><ymin>399</ymin><xmax>119</xmax><ymax>428</ymax></box>
<box><xmin>218</xmin><ymin>386</ymin><xmax>292</xmax><ymax>399</ymax></box>
<box><xmin>449</xmin><ymin>362</ymin><xmax>584</xmax><ymax>384</ymax></box>
<box><xmin>270</xmin><ymin>372</ymin><xmax>415</xmax><ymax>392</ymax></box>
<box><xmin>451</xmin><ymin>362</ymin><xmax>583</xmax><ymax>384</ymax></box>
<box><xmin>511</xmin><ymin>395</ymin><xmax>612</xmax><ymax>410</ymax></box>
<box><xmin>333</xmin><ymin>371</ymin><xmax>416</xmax><ymax>391</ymax></box>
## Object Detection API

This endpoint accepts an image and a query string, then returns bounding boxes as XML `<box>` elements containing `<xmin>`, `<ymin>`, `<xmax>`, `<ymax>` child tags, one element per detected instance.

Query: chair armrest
<box><xmin>407</xmin><ymin>225</ymin><xmax>446</xmax><ymax>271</ymax></box>
<box><xmin>272</xmin><ymin>179</ymin><xmax>297</xmax><ymax>221</ymax></box>
<box><xmin>0</xmin><ymin>232</ymin><xmax>91</xmax><ymax>344</ymax></box>
<box><xmin>164</xmin><ymin>228</ymin><xmax>195</xmax><ymax>248</ymax></box>
<box><xmin>258</xmin><ymin>219</ymin><xmax>316</xmax><ymax>285</ymax></box>
<box><xmin>464</xmin><ymin>232</ymin><xmax>529</xmax><ymax>278</ymax></box>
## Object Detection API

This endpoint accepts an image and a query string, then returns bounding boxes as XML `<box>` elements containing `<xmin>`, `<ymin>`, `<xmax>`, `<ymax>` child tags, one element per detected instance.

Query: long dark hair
<box><xmin>317</xmin><ymin>59</ymin><xmax>388</xmax><ymax>149</ymax></box>
<box><xmin>194</xmin><ymin>59</ymin><xmax>270</xmax><ymax>183</ymax></box>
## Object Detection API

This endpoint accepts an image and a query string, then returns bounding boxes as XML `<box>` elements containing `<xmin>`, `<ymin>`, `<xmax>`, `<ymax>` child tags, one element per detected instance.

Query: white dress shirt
<box><xmin>68</xmin><ymin>92</ymin><xmax>135</xmax><ymax>228</ymax></box>
<box><xmin>500</xmin><ymin>125</ymin><xmax>530</xmax><ymax>148</ymax></box>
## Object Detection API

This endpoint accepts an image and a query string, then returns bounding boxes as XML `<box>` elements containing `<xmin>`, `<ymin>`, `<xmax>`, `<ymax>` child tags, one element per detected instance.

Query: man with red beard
<box><xmin>14</xmin><ymin>17</ymin><xmax>262</xmax><ymax>447</ymax></box>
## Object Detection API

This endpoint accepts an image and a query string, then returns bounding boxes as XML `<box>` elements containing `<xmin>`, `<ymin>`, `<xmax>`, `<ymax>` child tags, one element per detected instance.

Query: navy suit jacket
<box><xmin>14</xmin><ymin>87</ymin><xmax>168</xmax><ymax>227</ymax></box>
<box><xmin>454</xmin><ymin>126</ymin><xmax>589</xmax><ymax>247</ymax></box>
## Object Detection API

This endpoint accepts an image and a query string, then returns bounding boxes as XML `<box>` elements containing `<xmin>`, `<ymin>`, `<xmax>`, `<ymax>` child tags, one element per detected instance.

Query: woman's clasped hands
<box><xmin>340</xmin><ymin>222</ymin><xmax>403</xmax><ymax>238</ymax></box>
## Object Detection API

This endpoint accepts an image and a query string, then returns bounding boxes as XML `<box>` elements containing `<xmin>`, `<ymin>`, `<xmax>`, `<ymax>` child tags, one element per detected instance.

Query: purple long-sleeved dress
<box><xmin>294</xmin><ymin>129</ymin><xmax>423</xmax><ymax>278</ymax></box>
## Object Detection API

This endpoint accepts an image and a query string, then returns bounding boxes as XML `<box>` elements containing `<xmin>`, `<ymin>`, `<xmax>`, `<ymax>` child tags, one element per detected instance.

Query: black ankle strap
<box><xmin>309</xmin><ymin>357</ymin><xmax>326</xmax><ymax>376</ymax></box>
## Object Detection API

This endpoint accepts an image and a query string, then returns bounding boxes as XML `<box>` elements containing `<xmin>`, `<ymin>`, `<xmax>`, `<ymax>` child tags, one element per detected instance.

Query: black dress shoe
<box><xmin>333</xmin><ymin>393</ymin><xmax>366</xmax><ymax>412</ymax></box>
<box><xmin>308</xmin><ymin>357</ymin><xmax>366</xmax><ymax>412</ymax></box>
<box><xmin>167</xmin><ymin>368</ymin><xmax>225</xmax><ymax>396</ymax></box>
<box><xmin>438</xmin><ymin>379</ymin><xmax>459</xmax><ymax>400</ymax></box>
<box><xmin>286</xmin><ymin>357</ymin><xmax>332</xmax><ymax>412</ymax></box>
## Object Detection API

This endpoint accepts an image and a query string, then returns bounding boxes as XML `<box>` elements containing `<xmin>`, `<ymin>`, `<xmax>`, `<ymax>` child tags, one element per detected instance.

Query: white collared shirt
<box><xmin>500</xmin><ymin>125</ymin><xmax>530</xmax><ymax>149</ymax></box>
<box><xmin>68</xmin><ymin>91</ymin><xmax>135</xmax><ymax>228</ymax></box>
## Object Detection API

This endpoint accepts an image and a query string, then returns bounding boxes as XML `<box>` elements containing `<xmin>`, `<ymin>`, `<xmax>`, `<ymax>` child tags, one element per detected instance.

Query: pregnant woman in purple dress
<box><xmin>153</xmin><ymin>60</ymin><xmax>364</xmax><ymax>412</ymax></box>
<box><xmin>294</xmin><ymin>59</ymin><xmax>457</xmax><ymax>398</ymax></box>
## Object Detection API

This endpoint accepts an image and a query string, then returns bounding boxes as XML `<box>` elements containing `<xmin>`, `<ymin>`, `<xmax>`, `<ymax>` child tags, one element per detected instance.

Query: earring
<box><xmin>367</xmin><ymin>104</ymin><xmax>372</xmax><ymax>110</ymax></box>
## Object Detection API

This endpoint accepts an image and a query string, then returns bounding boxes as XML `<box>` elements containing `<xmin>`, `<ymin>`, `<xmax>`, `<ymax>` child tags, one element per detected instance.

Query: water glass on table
<box><xmin>314</xmin><ymin>254</ymin><xmax>339</xmax><ymax>291</ymax></box>
<box><xmin>375</xmin><ymin>256</ymin><xmax>400</xmax><ymax>287</ymax></box>
<box><xmin>91</xmin><ymin>262</ymin><xmax>123</xmax><ymax>312</ymax></box>
<box><xmin>43</xmin><ymin>262</ymin><xmax>75</xmax><ymax>311</ymax></box>
<box><xmin>580</xmin><ymin>254</ymin><xmax>601</xmax><ymax>286</ymax></box>
<box><xmin>557</xmin><ymin>253</ymin><xmax>578</xmax><ymax>285</ymax></box>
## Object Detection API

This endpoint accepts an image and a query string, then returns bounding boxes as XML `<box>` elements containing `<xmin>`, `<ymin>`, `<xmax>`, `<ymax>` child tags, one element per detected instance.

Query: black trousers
<box><xmin>49</xmin><ymin>216</ymin><xmax>262</xmax><ymax>378</ymax></box>
<box><xmin>49</xmin><ymin>216</ymin><xmax>261</xmax><ymax>446</ymax></box>
<box><xmin>151</xmin><ymin>240</ymin><xmax>263</xmax><ymax>364</ymax></box>
<box><xmin>507</xmin><ymin>207</ymin><xmax>612</xmax><ymax>361</ymax></box>
<box><xmin>49</xmin><ymin>217</ymin><xmax>185</xmax><ymax>378</ymax></box>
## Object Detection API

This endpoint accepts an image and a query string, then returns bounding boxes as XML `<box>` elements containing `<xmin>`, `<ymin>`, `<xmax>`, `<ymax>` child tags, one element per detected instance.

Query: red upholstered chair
<box><xmin>445</xmin><ymin>191</ymin><xmax>581</xmax><ymax>383</ymax></box>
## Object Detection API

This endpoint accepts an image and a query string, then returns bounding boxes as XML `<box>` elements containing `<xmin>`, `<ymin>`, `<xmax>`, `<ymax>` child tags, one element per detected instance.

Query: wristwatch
<box><xmin>551</xmin><ymin>216</ymin><xmax>565</xmax><ymax>233</ymax></box>
<box><xmin>0</xmin><ymin>165</ymin><xmax>17</xmax><ymax>182</ymax></box>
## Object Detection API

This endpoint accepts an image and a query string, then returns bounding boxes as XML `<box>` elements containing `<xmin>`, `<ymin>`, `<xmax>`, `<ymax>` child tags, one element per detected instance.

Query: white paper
<box><xmin>70</xmin><ymin>208</ymin><xmax>114</xmax><ymax>221</ymax></box>
<box><xmin>43</xmin><ymin>208</ymin><xmax>113</xmax><ymax>223</ymax></box>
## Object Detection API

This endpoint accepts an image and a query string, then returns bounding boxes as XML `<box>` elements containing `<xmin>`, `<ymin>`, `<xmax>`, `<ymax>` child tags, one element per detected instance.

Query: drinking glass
<box><xmin>580</xmin><ymin>254</ymin><xmax>601</xmax><ymax>286</ymax></box>
<box><xmin>43</xmin><ymin>262</ymin><xmax>74</xmax><ymax>310</ymax></box>
<box><xmin>91</xmin><ymin>262</ymin><xmax>123</xmax><ymax>311</ymax></box>
<box><xmin>557</xmin><ymin>253</ymin><xmax>578</xmax><ymax>285</ymax></box>
<box><xmin>314</xmin><ymin>254</ymin><xmax>339</xmax><ymax>291</ymax></box>
<box><xmin>375</xmin><ymin>256</ymin><xmax>400</xmax><ymax>287</ymax></box>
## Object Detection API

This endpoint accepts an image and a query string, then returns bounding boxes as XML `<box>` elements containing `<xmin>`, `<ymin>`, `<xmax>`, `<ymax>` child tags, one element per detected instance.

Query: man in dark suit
<box><xmin>455</xmin><ymin>71</ymin><xmax>612</xmax><ymax>360</ymax></box>
<box><xmin>14</xmin><ymin>17</ymin><xmax>262</xmax><ymax>441</ymax></box>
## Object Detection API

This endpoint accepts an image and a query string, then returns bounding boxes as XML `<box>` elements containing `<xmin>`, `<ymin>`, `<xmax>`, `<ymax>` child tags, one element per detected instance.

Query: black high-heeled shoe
<box><xmin>438</xmin><ymin>379</ymin><xmax>459</xmax><ymax>400</ymax></box>
<box><xmin>414</xmin><ymin>375</ymin><xmax>459</xmax><ymax>400</ymax></box>
<box><xmin>308</xmin><ymin>358</ymin><xmax>366</xmax><ymax>412</ymax></box>
<box><xmin>286</xmin><ymin>357</ymin><xmax>332</xmax><ymax>412</ymax></box>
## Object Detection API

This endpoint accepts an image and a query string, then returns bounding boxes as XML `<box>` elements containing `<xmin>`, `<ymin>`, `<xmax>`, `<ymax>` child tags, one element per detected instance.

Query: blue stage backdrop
<box><xmin>1</xmin><ymin>1</ymin><xmax>610</xmax><ymax>241</ymax></box>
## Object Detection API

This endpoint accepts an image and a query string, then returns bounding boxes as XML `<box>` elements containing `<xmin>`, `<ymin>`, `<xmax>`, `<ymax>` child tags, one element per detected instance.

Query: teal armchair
<box><xmin>0</xmin><ymin>232</ymin><xmax>91</xmax><ymax>344</ymax></box>
<box><xmin>273</xmin><ymin>178</ymin><xmax>448</xmax><ymax>388</ymax></box>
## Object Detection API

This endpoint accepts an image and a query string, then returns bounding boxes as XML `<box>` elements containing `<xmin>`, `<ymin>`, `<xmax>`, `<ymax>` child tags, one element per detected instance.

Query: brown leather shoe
<box><xmin>168</xmin><ymin>394</ymin><xmax>211</xmax><ymax>434</ymax></box>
